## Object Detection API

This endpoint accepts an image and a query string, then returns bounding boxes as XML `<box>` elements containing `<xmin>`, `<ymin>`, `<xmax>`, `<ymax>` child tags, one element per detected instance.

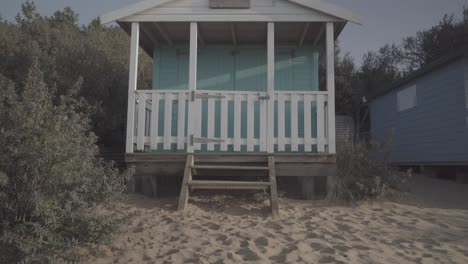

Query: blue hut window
<box><xmin>397</xmin><ymin>85</ymin><xmax>417</xmax><ymax>112</ymax></box>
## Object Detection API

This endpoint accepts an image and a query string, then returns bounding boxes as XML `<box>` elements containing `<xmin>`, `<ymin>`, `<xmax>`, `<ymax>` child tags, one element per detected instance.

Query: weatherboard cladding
<box><xmin>370</xmin><ymin>59</ymin><xmax>468</xmax><ymax>164</ymax></box>
<box><xmin>101</xmin><ymin>0</ymin><xmax>362</xmax><ymax>24</ymax></box>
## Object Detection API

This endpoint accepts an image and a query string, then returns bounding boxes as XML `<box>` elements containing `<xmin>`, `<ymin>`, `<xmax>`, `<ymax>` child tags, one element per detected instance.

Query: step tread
<box><xmin>189</xmin><ymin>180</ymin><xmax>271</xmax><ymax>190</ymax></box>
<box><xmin>191</xmin><ymin>165</ymin><xmax>269</xmax><ymax>170</ymax></box>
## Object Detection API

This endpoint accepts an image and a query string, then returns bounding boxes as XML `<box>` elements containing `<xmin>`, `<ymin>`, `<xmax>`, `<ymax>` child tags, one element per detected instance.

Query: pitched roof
<box><xmin>370</xmin><ymin>48</ymin><xmax>468</xmax><ymax>100</ymax></box>
<box><xmin>101</xmin><ymin>0</ymin><xmax>362</xmax><ymax>24</ymax></box>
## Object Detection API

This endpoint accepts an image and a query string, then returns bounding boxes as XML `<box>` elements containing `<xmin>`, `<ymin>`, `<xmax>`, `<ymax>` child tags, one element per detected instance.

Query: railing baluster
<box><xmin>317</xmin><ymin>94</ymin><xmax>325</xmax><ymax>153</ymax></box>
<box><xmin>233</xmin><ymin>94</ymin><xmax>242</xmax><ymax>151</ymax></box>
<box><xmin>291</xmin><ymin>94</ymin><xmax>299</xmax><ymax>152</ymax></box>
<box><xmin>136</xmin><ymin>92</ymin><xmax>146</xmax><ymax>151</ymax></box>
<box><xmin>194</xmin><ymin>97</ymin><xmax>202</xmax><ymax>151</ymax></box>
<box><xmin>247</xmin><ymin>94</ymin><xmax>255</xmax><ymax>152</ymax></box>
<box><xmin>207</xmin><ymin>97</ymin><xmax>216</xmax><ymax>151</ymax></box>
<box><xmin>163</xmin><ymin>93</ymin><xmax>173</xmax><ymax>150</ymax></box>
<box><xmin>150</xmin><ymin>92</ymin><xmax>160</xmax><ymax>150</ymax></box>
<box><xmin>260</xmin><ymin>96</ymin><xmax>267</xmax><ymax>152</ymax></box>
<box><xmin>304</xmin><ymin>94</ymin><xmax>313</xmax><ymax>152</ymax></box>
<box><xmin>177</xmin><ymin>92</ymin><xmax>186</xmax><ymax>150</ymax></box>
<box><xmin>220</xmin><ymin>96</ymin><xmax>228</xmax><ymax>151</ymax></box>
<box><xmin>278</xmin><ymin>94</ymin><xmax>285</xmax><ymax>152</ymax></box>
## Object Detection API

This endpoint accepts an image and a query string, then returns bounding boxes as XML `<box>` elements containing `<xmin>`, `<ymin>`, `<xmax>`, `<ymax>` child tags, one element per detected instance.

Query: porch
<box><xmin>125</xmin><ymin>21</ymin><xmax>338</xmax><ymax>155</ymax></box>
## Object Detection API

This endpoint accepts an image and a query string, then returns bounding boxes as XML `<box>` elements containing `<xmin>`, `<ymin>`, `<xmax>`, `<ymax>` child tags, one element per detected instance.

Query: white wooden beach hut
<box><xmin>101</xmin><ymin>0</ymin><xmax>361</xmax><ymax>216</ymax></box>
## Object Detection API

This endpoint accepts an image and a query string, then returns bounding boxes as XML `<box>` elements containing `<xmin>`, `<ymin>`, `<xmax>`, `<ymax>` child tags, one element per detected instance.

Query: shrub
<box><xmin>0</xmin><ymin>65</ymin><xmax>129</xmax><ymax>262</ymax></box>
<box><xmin>328</xmin><ymin>137</ymin><xmax>410</xmax><ymax>201</ymax></box>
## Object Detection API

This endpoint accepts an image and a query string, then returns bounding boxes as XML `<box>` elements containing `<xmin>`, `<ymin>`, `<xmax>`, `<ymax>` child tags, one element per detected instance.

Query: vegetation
<box><xmin>0</xmin><ymin>1</ymin><xmax>152</xmax><ymax>148</ymax></box>
<box><xmin>0</xmin><ymin>2</ymin><xmax>137</xmax><ymax>262</ymax></box>
<box><xmin>329</xmin><ymin>138</ymin><xmax>410</xmax><ymax>202</ymax></box>
<box><xmin>0</xmin><ymin>63</ymin><xmax>130</xmax><ymax>263</ymax></box>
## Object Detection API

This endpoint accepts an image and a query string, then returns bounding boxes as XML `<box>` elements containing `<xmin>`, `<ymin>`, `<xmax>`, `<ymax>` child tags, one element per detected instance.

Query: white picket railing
<box><xmin>132</xmin><ymin>90</ymin><xmax>329</xmax><ymax>153</ymax></box>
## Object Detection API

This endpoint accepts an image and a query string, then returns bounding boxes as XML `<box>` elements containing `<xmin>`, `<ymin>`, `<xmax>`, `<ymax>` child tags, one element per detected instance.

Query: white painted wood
<box><xmin>102</xmin><ymin>0</ymin><xmax>361</xmax><ymax>24</ymax></box>
<box><xmin>220</xmin><ymin>97</ymin><xmax>228</xmax><ymax>151</ymax></box>
<box><xmin>194</xmin><ymin>98</ymin><xmax>202</xmax><ymax>151</ymax></box>
<box><xmin>259</xmin><ymin>98</ymin><xmax>267</xmax><ymax>152</ymax></box>
<box><xmin>126</xmin><ymin>22</ymin><xmax>140</xmax><ymax>153</ymax></box>
<box><xmin>207</xmin><ymin>98</ymin><xmax>215</xmax><ymax>151</ymax></box>
<box><xmin>187</xmin><ymin>22</ymin><xmax>198</xmax><ymax>153</ymax></box>
<box><xmin>326</xmin><ymin>22</ymin><xmax>336</xmax><ymax>154</ymax></box>
<box><xmin>233</xmin><ymin>94</ymin><xmax>242</xmax><ymax>151</ymax></box>
<box><xmin>290</xmin><ymin>93</ymin><xmax>299</xmax><ymax>152</ymax></box>
<box><xmin>289</xmin><ymin>0</ymin><xmax>362</xmax><ymax>24</ymax></box>
<box><xmin>247</xmin><ymin>93</ymin><xmax>255</xmax><ymax>152</ymax></box>
<box><xmin>277</xmin><ymin>94</ymin><xmax>285</xmax><ymax>152</ymax></box>
<box><xmin>177</xmin><ymin>93</ymin><xmax>186</xmax><ymax>150</ymax></box>
<box><xmin>136</xmin><ymin>93</ymin><xmax>146</xmax><ymax>151</ymax></box>
<box><xmin>317</xmin><ymin>94</ymin><xmax>325</xmax><ymax>153</ymax></box>
<box><xmin>101</xmin><ymin>0</ymin><xmax>173</xmax><ymax>24</ymax></box>
<box><xmin>464</xmin><ymin>57</ymin><xmax>468</xmax><ymax>110</ymax></box>
<box><xmin>150</xmin><ymin>92</ymin><xmax>160</xmax><ymax>150</ymax></box>
<box><xmin>163</xmin><ymin>94</ymin><xmax>173</xmax><ymax>150</ymax></box>
<box><xmin>303</xmin><ymin>94</ymin><xmax>313</xmax><ymax>152</ymax></box>
<box><xmin>267</xmin><ymin>22</ymin><xmax>275</xmax><ymax>153</ymax></box>
<box><xmin>122</xmin><ymin>14</ymin><xmax>342</xmax><ymax>23</ymax></box>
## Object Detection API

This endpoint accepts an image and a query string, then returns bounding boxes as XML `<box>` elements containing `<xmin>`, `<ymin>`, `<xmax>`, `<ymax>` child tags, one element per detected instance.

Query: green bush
<box><xmin>0</xmin><ymin>65</ymin><xmax>129</xmax><ymax>262</ymax></box>
<box><xmin>328</xmin><ymin>137</ymin><xmax>410</xmax><ymax>201</ymax></box>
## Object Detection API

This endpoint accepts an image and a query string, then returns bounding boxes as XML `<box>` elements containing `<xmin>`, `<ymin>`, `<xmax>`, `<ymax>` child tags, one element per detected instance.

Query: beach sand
<box><xmin>87</xmin><ymin>175</ymin><xmax>468</xmax><ymax>264</ymax></box>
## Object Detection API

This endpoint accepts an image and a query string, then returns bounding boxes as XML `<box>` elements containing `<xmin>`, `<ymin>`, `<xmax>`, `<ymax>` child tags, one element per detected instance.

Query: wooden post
<box><xmin>268</xmin><ymin>156</ymin><xmax>279</xmax><ymax>218</ymax></box>
<box><xmin>126</xmin><ymin>22</ymin><xmax>140</xmax><ymax>153</ymax></box>
<box><xmin>267</xmin><ymin>22</ymin><xmax>275</xmax><ymax>154</ymax></box>
<box><xmin>187</xmin><ymin>22</ymin><xmax>198</xmax><ymax>153</ymax></box>
<box><xmin>326</xmin><ymin>22</ymin><xmax>336</xmax><ymax>154</ymax></box>
<box><xmin>178</xmin><ymin>155</ymin><xmax>194</xmax><ymax>211</ymax></box>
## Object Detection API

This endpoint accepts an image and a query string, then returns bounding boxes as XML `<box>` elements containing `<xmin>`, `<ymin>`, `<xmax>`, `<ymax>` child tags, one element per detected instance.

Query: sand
<box><xmin>87</xmin><ymin>175</ymin><xmax>468</xmax><ymax>264</ymax></box>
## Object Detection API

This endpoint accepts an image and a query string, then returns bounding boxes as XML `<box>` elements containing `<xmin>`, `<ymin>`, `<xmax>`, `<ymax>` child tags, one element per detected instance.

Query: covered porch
<box><xmin>123</xmin><ymin>20</ymin><xmax>339</xmax><ymax>155</ymax></box>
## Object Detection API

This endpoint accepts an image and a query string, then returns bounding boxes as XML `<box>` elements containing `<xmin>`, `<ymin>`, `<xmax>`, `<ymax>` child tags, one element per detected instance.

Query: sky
<box><xmin>1</xmin><ymin>0</ymin><xmax>467</xmax><ymax>64</ymax></box>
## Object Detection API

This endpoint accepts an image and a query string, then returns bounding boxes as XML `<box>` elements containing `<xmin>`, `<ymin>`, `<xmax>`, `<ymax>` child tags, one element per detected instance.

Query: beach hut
<box><xmin>101</xmin><ymin>0</ymin><xmax>361</xmax><ymax>216</ymax></box>
<box><xmin>370</xmin><ymin>49</ymin><xmax>468</xmax><ymax>183</ymax></box>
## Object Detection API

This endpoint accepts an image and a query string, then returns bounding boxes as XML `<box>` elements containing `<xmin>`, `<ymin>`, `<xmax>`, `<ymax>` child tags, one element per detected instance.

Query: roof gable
<box><xmin>101</xmin><ymin>0</ymin><xmax>362</xmax><ymax>24</ymax></box>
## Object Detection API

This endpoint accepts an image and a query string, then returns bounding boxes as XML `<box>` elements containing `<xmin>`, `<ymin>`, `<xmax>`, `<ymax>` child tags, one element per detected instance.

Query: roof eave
<box><xmin>100</xmin><ymin>0</ymin><xmax>363</xmax><ymax>25</ymax></box>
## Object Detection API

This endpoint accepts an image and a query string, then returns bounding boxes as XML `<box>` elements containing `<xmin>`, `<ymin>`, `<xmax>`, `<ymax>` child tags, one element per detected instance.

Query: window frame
<box><xmin>397</xmin><ymin>85</ymin><xmax>417</xmax><ymax>113</ymax></box>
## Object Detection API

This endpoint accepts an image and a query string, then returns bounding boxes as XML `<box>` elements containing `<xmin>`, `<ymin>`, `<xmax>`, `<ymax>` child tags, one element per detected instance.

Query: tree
<box><xmin>402</xmin><ymin>9</ymin><xmax>467</xmax><ymax>71</ymax></box>
<box><xmin>0</xmin><ymin>65</ymin><xmax>127</xmax><ymax>262</ymax></box>
<box><xmin>49</xmin><ymin>6</ymin><xmax>79</xmax><ymax>27</ymax></box>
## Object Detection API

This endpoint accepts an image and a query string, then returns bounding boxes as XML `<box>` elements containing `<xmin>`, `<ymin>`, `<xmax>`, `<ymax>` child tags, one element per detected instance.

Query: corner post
<box><xmin>326</xmin><ymin>22</ymin><xmax>336</xmax><ymax>154</ymax></box>
<box><xmin>187</xmin><ymin>22</ymin><xmax>198</xmax><ymax>154</ymax></box>
<box><xmin>126</xmin><ymin>22</ymin><xmax>140</xmax><ymax>153</ymax></box>
<box><xmin>267</xmin><ymin>22</ymin><xmax>275</xmax><ymax>154</ymax></box>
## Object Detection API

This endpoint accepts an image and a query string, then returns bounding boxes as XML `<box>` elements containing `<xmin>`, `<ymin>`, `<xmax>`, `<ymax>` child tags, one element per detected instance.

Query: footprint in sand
<box><xmin>354</xmin><ymin>245</ymin><xmax>371</xmax><ymax>251</ymax></box>
<box><xmin>310</xmin><ymin>242</ymin><xmax>325</xmax><ymax>250</ymax></box>
<box><xmin>206</xmin><ymin>222</ymin><xmax>221</xmax><ymax>231</ymax></box>
<box><xmin>254</xmin><ymin>237</ymin><xmax>269</xmax><ymax>247</ymax></box>
<box><xmin>236</xmin><ymin>248</ymin><xmax>261</xmax><ymax>261</ymax></box>
<box><xmin>334</xmin><ymin>244</ymin><xmax>352</xmax><ymax>252</ymax></box>
<box><xmin>265</xmin><ymin>221</ymin><xmax>283</xmax><ymax>230</ymax></box>
<box><xmin>318</xmin><ymin>255</ymin><xmax>339</xmax><ymax>263</ymax></box>
<box><xmin>216</xmin><ymin>234</ymin><xmax>228</xmax><ymax>241</ymax></box>
<box><xmin>240</xmin><ymin>240</ymin><xmax>250</xmax><ymax>248</ymax></box>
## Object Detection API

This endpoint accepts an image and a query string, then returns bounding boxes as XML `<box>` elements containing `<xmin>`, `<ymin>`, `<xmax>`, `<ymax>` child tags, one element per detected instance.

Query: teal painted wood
<box><xmin>151</xmin><ymin>44</ymin><xmax>319</xmax><ymax>153</ymax></box>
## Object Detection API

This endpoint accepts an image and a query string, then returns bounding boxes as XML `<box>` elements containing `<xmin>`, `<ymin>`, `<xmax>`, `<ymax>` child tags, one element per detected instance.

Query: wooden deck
<box><xmin>126</xmin><ymin>153</ymin><xmax>336</xmax><ymax>178</ymax></box>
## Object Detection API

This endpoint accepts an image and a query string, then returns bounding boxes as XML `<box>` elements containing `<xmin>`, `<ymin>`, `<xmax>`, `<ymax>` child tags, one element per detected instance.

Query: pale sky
<box><xmin>1</xmin><ymin>0</ymin><xmax>467</xmax><ymax>64</ymax></box>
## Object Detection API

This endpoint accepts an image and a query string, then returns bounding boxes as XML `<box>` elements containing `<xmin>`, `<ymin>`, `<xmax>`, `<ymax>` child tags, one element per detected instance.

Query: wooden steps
<box><xmin>190</xmin><ymin>180</ymin><xmax>270</xmax><ymax>190</ymax></box>
<box><xmin>177</xmin><ymin>154</ymin><xmax>279</xmax><ymax>218</ymax></box>
<box><xmin>191</xmin><ymin>165</ymin><xmax>269</xmax><ymax>171</ymax></box>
